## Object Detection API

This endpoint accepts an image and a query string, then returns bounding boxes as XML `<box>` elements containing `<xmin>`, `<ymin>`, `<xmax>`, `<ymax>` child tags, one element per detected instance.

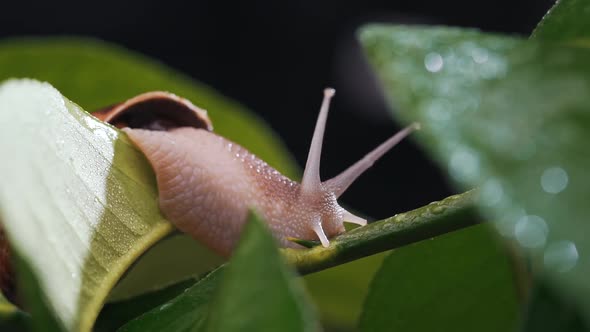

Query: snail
<box><xmin>94</xmin><ymin>89</ymin><xmax>419</xmax><ymax>257</ymax></box>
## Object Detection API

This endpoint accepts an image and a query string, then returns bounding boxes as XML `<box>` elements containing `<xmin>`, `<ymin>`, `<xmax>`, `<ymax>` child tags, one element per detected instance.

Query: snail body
<box><xmin>95</xmin><ymin>89</ymin><xmax>418</xmax><ymax>257</ymax></box>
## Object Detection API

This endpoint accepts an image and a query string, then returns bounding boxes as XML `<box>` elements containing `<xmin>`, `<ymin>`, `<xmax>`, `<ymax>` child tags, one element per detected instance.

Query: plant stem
<box><xmin>282</xmin><ymin>190</ymin><xmax>479</xmax><ymax>275</ymax></box>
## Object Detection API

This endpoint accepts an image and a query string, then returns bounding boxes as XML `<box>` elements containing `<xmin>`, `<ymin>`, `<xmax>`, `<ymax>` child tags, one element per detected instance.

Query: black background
<box><xmin>0</xmin><ymin>0</ymin><xmax>555</xmax><ymax>219</ymax></box>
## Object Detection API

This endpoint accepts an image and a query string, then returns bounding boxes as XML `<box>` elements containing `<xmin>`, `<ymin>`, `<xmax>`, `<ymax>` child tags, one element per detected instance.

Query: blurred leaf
<box><xmin>532</xmin><ymin>0</ymin><xmax>590</xmax><ymax>43</ymax></box>
<box><xmin>303</xmin><ymin>252</ymin><xmax>388</xmax><ymax>331</ymax></box>
<box><xmin>0</xmin><ymin>38</ymin><xmax>298</xmax><ymax>179</ymax></box>
<box><xmin>206</xmin><ymin>213</ymin><xmax>318</xmax><ymax>332</ymax></box>
<box><xmin>523</xmin><ymin>279</ymin><xmax>589</xmax><ymax>332</ymax></box>
<box><xmin>361</xmin><ymin>25</ymin><xmax>590</xmax><ymax>323</ymax></box>
<box><xmin>360</xmin><ymin>225</ymin><xmax>518</xmax><ymax>331</ymax></box>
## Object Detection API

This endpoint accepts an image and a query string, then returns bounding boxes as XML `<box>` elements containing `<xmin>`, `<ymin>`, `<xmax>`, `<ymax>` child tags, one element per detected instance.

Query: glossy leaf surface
<box><xmin>361</xmin><ymin>24</ymin><xmax>590</xmax><ymax>321</ymax></box>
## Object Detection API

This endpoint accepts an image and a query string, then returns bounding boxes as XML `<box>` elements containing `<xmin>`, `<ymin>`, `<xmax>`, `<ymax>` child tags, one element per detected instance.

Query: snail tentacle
<box><xmin>324</xmin><ymin>122</ymin><xmax>420</xmax><ymax>198</ymax></box>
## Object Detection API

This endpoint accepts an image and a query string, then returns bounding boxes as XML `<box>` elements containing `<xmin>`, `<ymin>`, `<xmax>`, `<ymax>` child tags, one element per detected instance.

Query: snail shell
<box><xmin>95</xmin><ymin>89</ymin><xmax>418</xmax><ymax>257</ymax></box>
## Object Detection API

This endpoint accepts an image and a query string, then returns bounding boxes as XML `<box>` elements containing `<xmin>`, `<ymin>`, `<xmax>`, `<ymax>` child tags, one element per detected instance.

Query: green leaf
<box><xmin>303</xmin><ymin>252</ymin><xmax>388</xmax><ymax>331</ymax></box>
<box><xmin>206</xmin><ymin>213</ymin><xmax>318</xmax><ymax>332</ymax></box>
<box><xmin>360</xmin><ymin>25</ymin><xmax>590</xmax><ymax>322</ymax></box>
<box><xmin>360</xmin><ymin>224</ymin><xmax>519</xmax><ymax>332</ymax></box>
<box><xmin>120</xmin><ymin>213</ymin><xmax>319</xmax><ymax>332</ymax></box>
<box><xmin>118</xmin><ymin>268</ymin><xmax>223</xmax><ymax>332</ymax></box>
<box><xmin>0</xmin><ymin>79</ymin><xmax>171</xmax><ymax>331</ymax></box>
<box><xmin>523</xmin><ymin>279</ymin><xmax>589</xmax><ymax>332</ymax></box>
<box><xmin>532</xmin><ymin>0</ymin><xmax>590</xmax><ymax>43</ymax></box>
<box><xmin>0</xmin><ymin>38</ymin><xmax>298</xmax><ymax>179</ymax></box>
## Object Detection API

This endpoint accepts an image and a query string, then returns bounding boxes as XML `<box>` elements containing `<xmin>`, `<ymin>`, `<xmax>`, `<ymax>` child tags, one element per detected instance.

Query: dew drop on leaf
<box><xmin>514</xmin><ymin>215</ymin><xmax>548</xmax><ymax>249</ymax></box>
<box><xmin>544</xmin><ymin>241</ymin><xmax>579</xmax><ymax>273</ymax></box>
<box><xmin>540</xmin><ymin>166</ymin><xmax>569</xmax><ymax>194</ymax></box>
<box><xmin>424</xmin><ymin>52</ymin><xmax>444</xmax><ymax>73</ymax></box>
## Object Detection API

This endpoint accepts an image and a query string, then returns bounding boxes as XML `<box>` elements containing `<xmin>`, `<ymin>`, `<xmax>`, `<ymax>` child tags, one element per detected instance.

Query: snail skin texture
<box><xmin>95</xmin><ymin>89</ymin><xmax>419</xmax><ymax>257</ymax></box>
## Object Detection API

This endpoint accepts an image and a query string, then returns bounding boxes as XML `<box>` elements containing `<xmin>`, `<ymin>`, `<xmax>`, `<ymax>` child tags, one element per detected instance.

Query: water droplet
<box><xmin>514</xmin><ymin>215</ymin><xmax>548</xmax><ymax>248</ymax></box>
<box><xmin>480</xmin><ymin>179</ymin><xmax>503</xmax><ymax>206</ymax></box>
<box><xmin>544</xmin><ymin>241</ymin><xmax>578</xmax><ymax>273</ymax></box>
<box><xmin>160</xmin><ymin>303</ymin><xmax>172</xmax><ymax>311</ymax></box>
<box><xmin>471</xmin><ymin>47</ymin><xmax>489</xmax><ymax>64</ymax></box>
<box><xmin>424</xmin><ymin>52</ymin><xmax>444</xmax><ymax>73</ymax></box>
<box><xmin>431</xmin><ymin>205</ymin><xmax>445</xmax><ymax>215</ymax></box>
<box><xmin>448</xmin><ymin>148</ymin><xmax>479</xmax><ymax>182</ymax></box>
<box><xmin>541</xmin><ymin>167</ymin><xmax>568</xmax><ymax>194</ymax></box>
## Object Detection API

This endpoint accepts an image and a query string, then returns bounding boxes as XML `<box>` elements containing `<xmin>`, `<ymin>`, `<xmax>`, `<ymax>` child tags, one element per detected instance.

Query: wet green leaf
<box><xmin>532</xmin><ymin>0</ymin><xmax>590</xmax><ymax>43</ymax></box>
<box><xmin>361</xmin><ymin>25</ymin><xmax>590</xmax><ymax>322</ymax></box>
<box><xmin>360</xmin><ymin>225</ymin><xmax>519</xmax><ymax>332</ymax></box>
<box><xmin>0</xmin><ymin>79</ymin><xmax>171</xmax><ymax>331</ymax></box>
